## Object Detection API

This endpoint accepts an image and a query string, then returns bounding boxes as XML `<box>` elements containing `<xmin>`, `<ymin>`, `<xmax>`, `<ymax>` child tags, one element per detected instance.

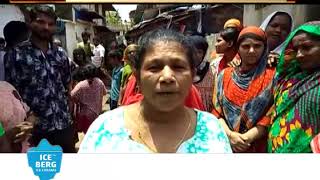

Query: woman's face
<box><xmin>215</xmin><ymin>36</ymin><xmax>229</xmax><ymax>54</ymax></box>
<box><xmin>265</xmin><ymin>14</ymin><xmax>291</xmax><ymax>50</ymax></box>
<box><xmin>194</xmin><ymin>48</ymin><xmax>205</xmax><ymax>67</ymax></box>
<box><xmin>74</xmin><ymin>53</ymin><xmax>86</xmax><ymax>65</ymax></box>
<box><xmin>292</xmin><ymin>32</ymin><xmax>320</xmax><ymax>71</ymax></box>
<box><xmin>127</xmin><ymin>50</ymin><xmax>137</xmax><ymax>67</ymax></box>
<box><xmin>139</xmin><ymin>41</ymin><xmax>193</xmax><ymax>112</ymax></box>
<box><xmin>238</xmin><ymin>37</ymin><xmax>265</xmax><ymax>67</ymax></box>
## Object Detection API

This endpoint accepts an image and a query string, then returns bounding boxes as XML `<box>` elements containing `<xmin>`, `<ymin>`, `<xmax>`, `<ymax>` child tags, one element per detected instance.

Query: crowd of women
<box><xmin>1</xmin><ymin>9</ymin><xmax>320</xmax><ymax>153</ymax></box>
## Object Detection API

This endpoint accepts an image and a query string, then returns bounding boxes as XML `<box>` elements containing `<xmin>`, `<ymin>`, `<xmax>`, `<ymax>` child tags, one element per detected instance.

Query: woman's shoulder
<box><xmin>78</xmin><ymin>107</ymin><xmax>126</xmax><ymax>153</ymax></box>
<box><xmin>84</xmin><ymin>107</ymin><xmax>125</xmax><ymax>137</ymax></box>
<box><xmin>193</xmin><ymin>109</ymin><xmax>226</xmax><ymax>133</ymax></box>
<box><xmin>94</xmin><ymin>107</ymin><xmax>124</xmax><ymax>126</ymax></box>
<box><xmin>188</xmin><ymin>109</ymin><xmax>232</xmax><ymax>153</ymax></box>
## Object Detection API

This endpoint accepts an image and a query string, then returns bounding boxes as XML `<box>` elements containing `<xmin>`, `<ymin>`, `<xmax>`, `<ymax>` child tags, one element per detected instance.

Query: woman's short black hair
<box><xmin>107</xmin><ymin>49</ymin><xmax>123</xmax><ymax>60</ymax></box>
<box><xmin>188</xmin><ymin>35</ymin><xmax>208</xmax><ymax>53</ymax></box>
<box><xmin>135</xmin><ymin>29</ymin><xmax>195</xmax><ymax>76</ymax></box>
<box><xmin>220</xmin><ymin>27</ymin><xmax>241</xmax><ymax>47</ymax></box>
<box><xmin>72</xmin><ymin>63</ymin><xmax>98</xmax><ymax>82</ymax></box>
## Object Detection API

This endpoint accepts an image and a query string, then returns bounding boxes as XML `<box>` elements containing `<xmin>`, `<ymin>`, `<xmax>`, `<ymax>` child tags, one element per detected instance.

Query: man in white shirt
<box><xmin>91</xmin><ymin>36</ymin><xmax>105</xmax><ymax>68</ymax></box>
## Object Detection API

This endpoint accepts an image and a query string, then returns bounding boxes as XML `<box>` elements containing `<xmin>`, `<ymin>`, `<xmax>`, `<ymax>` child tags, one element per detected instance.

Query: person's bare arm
<box><xmin>218</xmin><ymin>118</ymin><xmax>250</xmax><ymax>152</ymax></box>
<box><xmin>242</xmin><ymin>125</ymin><xmax>267</xmax><ymax>144</ymax></box>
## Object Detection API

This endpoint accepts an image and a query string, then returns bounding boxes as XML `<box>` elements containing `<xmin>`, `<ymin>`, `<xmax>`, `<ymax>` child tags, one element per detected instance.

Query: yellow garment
<box><xmin>77</xmin><ymin>42</ymin><xmax>94</xmax><ymax>57</ymax></box>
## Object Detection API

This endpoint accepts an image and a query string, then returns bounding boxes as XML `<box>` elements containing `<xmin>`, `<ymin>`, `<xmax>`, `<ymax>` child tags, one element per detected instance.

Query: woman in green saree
<box><xmin>268</xmin><ymin>21</ymin><xmax>320</xmax><ymax>153</ymax></box>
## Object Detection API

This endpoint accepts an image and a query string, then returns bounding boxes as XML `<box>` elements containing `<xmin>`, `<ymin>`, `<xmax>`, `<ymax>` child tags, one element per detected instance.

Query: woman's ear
<box><xmin>227</xmin><ymin>41</ymin><xmax>234</xmax><ymax>48</ymax></box>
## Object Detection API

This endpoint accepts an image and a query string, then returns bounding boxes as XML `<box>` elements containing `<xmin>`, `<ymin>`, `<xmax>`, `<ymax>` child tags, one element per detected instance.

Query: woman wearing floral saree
<box><xmin>268</xmin><ymin>21</ymin><xmax>320</xmax><ymax>153</ymax></box>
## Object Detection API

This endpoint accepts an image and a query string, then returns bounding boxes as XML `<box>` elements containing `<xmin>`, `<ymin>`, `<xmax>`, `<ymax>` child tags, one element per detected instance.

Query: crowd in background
<box><xmin>0</xmin><ymin>5</ymin><xmax>320</xmax><ymax>153</ymax></box>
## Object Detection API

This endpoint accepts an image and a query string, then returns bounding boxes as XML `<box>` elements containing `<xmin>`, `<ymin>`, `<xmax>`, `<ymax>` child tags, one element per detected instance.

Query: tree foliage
<box><xmin>105</xmin><ymin>11</ymin><xmax>122</xmax><ymax>25</ymax></box>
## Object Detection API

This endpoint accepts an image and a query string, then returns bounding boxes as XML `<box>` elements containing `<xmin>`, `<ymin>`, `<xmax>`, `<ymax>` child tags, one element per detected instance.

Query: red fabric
<box><xmin>121</xmin><ymin>75</ymin><xmax>143</xmax><ymax>105</ymax></box>
<box><xmin>184</xmin><ymin>85</ymin><xmax>205</xmax><ymax>111</ymax></box>
<box><xmin>238</xmin><ymin>26</ymin><xmax>266</xmax><ymax>42</ymax></box>
<box><xmin>121</xmin><ymin>75</ymin><xmax>205</xmax><ymax>111</ymax></box>
<box><xmin>218</xmin><ymin>56</ymin><xmax>228</xmax><ymax>74</ymax></box>
<box><xmin>311</xmin><ymin>134</ymin><xmax>320</xmax><ymax>153</ymax></box>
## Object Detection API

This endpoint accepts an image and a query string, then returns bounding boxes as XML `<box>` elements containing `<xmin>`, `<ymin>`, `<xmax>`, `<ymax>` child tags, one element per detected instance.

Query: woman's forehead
<box><xmin>292</xmin><ymin>32</ymin><xmax>313</xmax><ymax>43</ymax></box>
<box><xmin>240</xmin><ymin>37</ymin><xmax>264</xmax><ymax>44</ymax></box>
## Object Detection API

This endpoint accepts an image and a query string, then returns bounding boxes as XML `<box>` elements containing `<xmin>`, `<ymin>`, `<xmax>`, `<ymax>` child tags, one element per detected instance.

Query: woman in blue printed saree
<box><xmin>79</xmin><ymin>29</ymin><xmax>232</xmax><ymax>153</ymax></box>
<box><xmin>268</xmin><ymin>21</ymin><xmax>320</xmax><ymax>153</ymax></box>
<box><xmin>212</xmin><ymin>26</ymin><xmax>275</xmax><ymax>153</ymax></box>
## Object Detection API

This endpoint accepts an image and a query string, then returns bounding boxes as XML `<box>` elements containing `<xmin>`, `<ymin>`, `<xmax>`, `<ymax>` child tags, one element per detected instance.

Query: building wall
<box><xmin>243</xmin><ymin>4</ymin><xmax>308</xmax><ymax>29</ymax></box>
<box><xmin>64</xmin><ymin>20</ymin><xmax>95</xmax><ymax>60</ymax></box>
<box><xmin>65</xmin><ymin>22</ymin><xmax>77</xmax><ymax>60</ymax></box>
<box><xmin>0</xmin><ymin>5</ymin><xmax>24</xmax><ymax>37</ymax></box>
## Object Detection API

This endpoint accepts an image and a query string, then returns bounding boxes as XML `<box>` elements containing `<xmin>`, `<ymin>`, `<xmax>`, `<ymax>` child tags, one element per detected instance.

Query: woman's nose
<box><xmin>249</xmin><ymin>46</ymin><xmax>255</xmax><ymax>53</ymax></box>
<box><xmin>159</xmin><ymin>66</ymin><xmax>175</xmax><ymax>83</ymax></box>
<box><xmin>296</xmin><ymin>49</ymin><xmax>304</xmax><ymax>60</ymax></box>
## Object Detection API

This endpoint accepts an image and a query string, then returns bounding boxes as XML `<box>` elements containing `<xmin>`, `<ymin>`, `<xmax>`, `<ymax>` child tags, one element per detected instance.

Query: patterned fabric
<box><xmin>213</xmin><ymin>67</ymin><xmax>275</xmax><ymax>132</ymax></box>
<box><xmin>0</xmin><ymin>81</ymin><xmax>30</xmax><ymax>152</ymax></box>
<box><xmin>194</xmin><ymin>61</ymin><xmax>214</xmax><ymax>112</ymax></box>
<box><xmin>311</xmin><ymin>134</ymin><xmax>320</xmax><ymax>153</ymax></box>
<box><xmin>0</xmin><ymin>122</ymin><xmax>4</xmax><ymax>137</ymax></box>
<box><xmin>71</xmin><ymin>77</ymin><xmax>107</xmax><ymax>132</ymax></box>
<box><xmin>268</xmin><ymin>23</ymin><xmax>320</xmax><ymax>153</ymax></box>
<box><xmin>79</xmin><ymin>107</ymin><xmax>232</xmax><ymax>153</ymax></box>
<box><xmin>4</xmin><ymin>41</ymin><xmax>72</xmax><ymax>132</ymax></box>
<box><xmin>212</xmin><ymin>26</ymin><xmax>274</xmax><ymax>133</ymax></box>
<box><xmin>110</xmin><ymin>66</ymin><xmax>123</xmax><ymax>101</ymax></box>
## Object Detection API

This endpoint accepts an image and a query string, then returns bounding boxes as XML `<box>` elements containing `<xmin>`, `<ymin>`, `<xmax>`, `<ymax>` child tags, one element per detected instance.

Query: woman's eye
<box><xmin>301</xmin><ymin>45</ymin><xmax>311</xmax><ymax>51</ymax></box>
<box><xmin>254</xmin><ymin>44</ymin><xmax>262</xmax><ymax>49</ymax></box>
<box><xmin>173</xmin><ymin>65</ymin><xmax>185</xmax><ymax>70</ymax></box>
<box><xmin>148</xmin><ymin>66</ymin><xmax>160</xmax><ymax>71</ymax></box>
<box><xmin>241</xmin><ymin>45</ymin><xmax>250</xmax><ymax>49</ymax></box>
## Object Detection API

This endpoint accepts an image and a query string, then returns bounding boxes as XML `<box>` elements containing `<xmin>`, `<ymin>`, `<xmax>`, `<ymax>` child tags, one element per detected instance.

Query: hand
<box><xmin>100</xmin><ymin>67</ymin><xmax>108</xmax><ymax>75</ymax></box>
<box><xmin>228</xmin><ymin>58</ymin><xmax>241</xmax><ymax>67</ymax></box>
<box><xmin>267</xmin><ymin>52</ymin><xmax>279</xmax><ymax>67</ymax></box>
<box><xmin>229</xmin><ymin>131</ymin><xmax>251</xmax><ymax>152</ymax></box>
<box><xmin>13</xmin><ymin>121</ymin><xmax>33</xmax><ymax>143</ymax></box>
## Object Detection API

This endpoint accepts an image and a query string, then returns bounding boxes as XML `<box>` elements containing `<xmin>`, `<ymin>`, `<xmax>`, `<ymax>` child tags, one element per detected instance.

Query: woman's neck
<box><xmin>239</xmin><ymin>63</ymin><xmax>256</xmax><ymax>74</ymax></box>
<box><xmin>139</xmin><ymin>101</ymin><xmax>186</xmax><ymax>125</ymax></box>
<box><xmin>223</xmin><ymin>48</ymin><xmax>237</xmax><ymax>63</ymax></box>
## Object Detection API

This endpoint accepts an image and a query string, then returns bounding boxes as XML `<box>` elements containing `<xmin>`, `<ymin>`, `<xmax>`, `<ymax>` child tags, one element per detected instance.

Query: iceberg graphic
<box><xmin>27</xmin><ymin>139</ymin><xmax>63</xmax><ymax>180</ymax></box>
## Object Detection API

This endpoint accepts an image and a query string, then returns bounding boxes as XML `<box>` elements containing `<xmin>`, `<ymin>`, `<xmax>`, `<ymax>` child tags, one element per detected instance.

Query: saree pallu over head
<box><xmin>268</xmin><ymin>22</ymin><xmax>320</xmax><ymax>153</ymax></box>
<box><xmin>212</xmin><ymin>26</ymin><xmax>275</xmax><ymax>133</ymax></box>
<box><xmin>260</xmin><ymin>11</ymin><xmax>294</xmax><ymax>54</ymax></box>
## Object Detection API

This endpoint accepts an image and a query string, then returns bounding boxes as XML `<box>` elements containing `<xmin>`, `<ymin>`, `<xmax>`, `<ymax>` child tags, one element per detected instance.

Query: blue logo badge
<box><xmin>27</xmin><ymin>139</ymin><xmax>63</xmax><ymax>180</ymax></box>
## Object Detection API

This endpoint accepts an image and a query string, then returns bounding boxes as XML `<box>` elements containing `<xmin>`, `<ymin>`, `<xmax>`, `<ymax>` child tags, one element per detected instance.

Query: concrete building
<box><xmin>0</xmin><ymin>5</ymin><xmax>25</xmax><ymax>38</ymax></box>
<box><xmin>243</xmin><ymin>4</ymin><xmax>320</xmax><ymax>28</ymax></box>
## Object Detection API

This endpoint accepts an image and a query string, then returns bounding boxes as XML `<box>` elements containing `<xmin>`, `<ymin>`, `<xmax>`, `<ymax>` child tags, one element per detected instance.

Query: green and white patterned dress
<box><xmin>79</xmin><ymin>107</ymin><xmax>232</xmax><ymax>153</ymax></box>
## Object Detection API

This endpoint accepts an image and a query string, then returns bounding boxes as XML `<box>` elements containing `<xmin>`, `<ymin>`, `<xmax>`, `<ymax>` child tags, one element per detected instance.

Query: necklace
<box><xmin>136</xmin><ymin>107</ymin><xmax>192</xmax><ymax>153</ymax></box>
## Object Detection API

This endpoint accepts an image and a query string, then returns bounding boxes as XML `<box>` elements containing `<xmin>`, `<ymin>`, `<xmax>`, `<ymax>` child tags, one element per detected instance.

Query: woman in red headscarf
<box><xmin>212</xmin><ymin>26</ymin><xmax>275</xmax><ymax>152</ymax></box>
